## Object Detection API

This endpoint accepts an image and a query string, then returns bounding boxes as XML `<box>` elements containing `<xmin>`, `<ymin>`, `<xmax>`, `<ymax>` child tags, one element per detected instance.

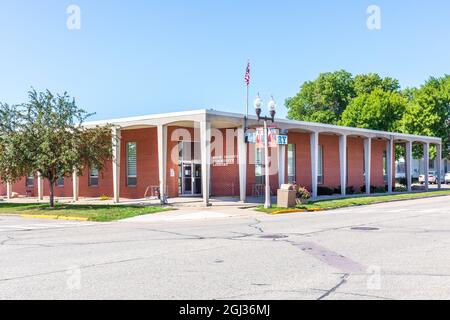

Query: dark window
<box><xmin>26</xmin><ymin>175</ymin><xmax>34</xmax><ymax>187</ymax></box>
<box><xmin>255</xmin><ymin>145</ymin><xmax>265</xmax><ymax>184</ymax></box>
<box><xmin>287</xmin><ymin>144</ymin><xmax>296</xmax><ymax>184</ymax></box>
<box><xmin>127</xmin><ymin>142</ymin><xmax>137</xmax><ymax>186</ymax></box>
<box><xmin>318</xmin><ymin>145</ymin><xmax>323</xmax><ymax>185</ymax></box>
<box><xmin>89</xmin><ymin>167</ymin><xmax>99</xmax><ymax>186</ymax></box>
<box><xmin>56</xmin><ymin>175</ymin><xmax>64</xmax><ymax>187</ymax></box>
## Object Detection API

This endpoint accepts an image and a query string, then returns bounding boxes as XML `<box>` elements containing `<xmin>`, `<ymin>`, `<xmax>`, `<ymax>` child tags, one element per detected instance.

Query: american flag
<box><xmin>244</xmin><ymin>62</ymin><xmax>250</xmax><ymax>86</ymax></box>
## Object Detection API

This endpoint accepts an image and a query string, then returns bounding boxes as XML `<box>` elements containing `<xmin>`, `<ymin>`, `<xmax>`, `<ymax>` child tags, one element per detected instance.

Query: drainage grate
<box><xmin>259</xmin><ymin>234</ymin><xmax>288</xmax><ymax>239</ymax></box>
<box><xmin>351</xmin><ymin>227</ymin><xmax>380</xmax><ymax>231</ymax></box>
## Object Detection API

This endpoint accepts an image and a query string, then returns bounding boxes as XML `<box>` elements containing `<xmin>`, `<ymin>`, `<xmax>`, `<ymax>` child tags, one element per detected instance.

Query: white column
<box><xmin>72</xmin><ymin>169</ymin><xmax>79</xmax><ymax>202</ymax></box>
<box><xmin>37</xmin><ymin>172</ymin><xmax>44</xmax><ymax>200</ymax></box>
<box><xmin>405</xmin><ymin>141</ymin><xmax>413</xmax><ymax>192</ymax></box>
<box><xmin>157</xmin><ymin>124</ymin><xmax>168</xmax><ymax>204</ymax></box>
<box><xmin>6</xmin><ymin>181</ymin><xmax>12</xmax><ymax>200</ymax></box>
<box><xmin>386</xmin><ymin>137</ymin><xmax>394</xmax><ymax>193</ymax></box>
<box><xmin>200</xmin><ymin>120</ymin><xmax>211</xmax><ymax>206</ymax></box>
<box><xmin>437</xmin><ymin>143</ymin><xmax>442</xmax><ymax>189</ymax></box>
<box><xmin>237</xmin><ymin>127</ymin><xmax>247</xmax><ymax>202</ymax></box>
<box><xmin>424</xmin><ymin>142</ymin><xmax>429</xmax><ymax>191</ymax></box>
<box><xmin>278</xmin><ymin>145</ymin><xmax>286</xmax><ymax>187</ymax></box>
<box><xmin>310</xmin><ymin>131</ymin><xmax>319</xmax><ymax>199</ymax></box>
<box><xmin>364</xmin><ymin>138</ymin><xmax>372</xmax><ymax>195</ymax></box>
<box><xmin>112</xmin><ymin>126</ymin><xmax>121</xmax><ymax>203</ymax></box>
<box><xmin>339</xmin><ymin>135</ymin><xmax>347</xmax><ymax>196</ymax></box>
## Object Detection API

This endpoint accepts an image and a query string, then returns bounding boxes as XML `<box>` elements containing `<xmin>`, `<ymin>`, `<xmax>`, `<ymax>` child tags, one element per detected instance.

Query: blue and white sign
<box><xmin>246</xmin><ymin>132</ymin><xmax>287</xmax><ymax>145</ymax></box>
<box><xmin>276</xmin><ymin>135</ymin><xmax>288</xmax><ymax>145</ymax></box>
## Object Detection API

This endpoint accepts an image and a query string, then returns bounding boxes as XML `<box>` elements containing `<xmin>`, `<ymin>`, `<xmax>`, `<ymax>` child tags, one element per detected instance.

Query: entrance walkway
<box><xmin>0</xmin><ymin>195</ymin><xmax>275</xmax><ymax>207</ymax></box>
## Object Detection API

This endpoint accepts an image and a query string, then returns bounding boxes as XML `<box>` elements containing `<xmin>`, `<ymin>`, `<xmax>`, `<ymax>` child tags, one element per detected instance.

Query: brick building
<box><xmin>0</xmin><ymin>109</ymin><xmax>444</xmax><ymax>205</ymax></box>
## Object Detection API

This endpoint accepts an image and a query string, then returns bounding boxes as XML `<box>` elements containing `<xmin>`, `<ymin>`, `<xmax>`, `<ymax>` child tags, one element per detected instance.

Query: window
<box><xmin>89</xmin><ymin>167</ymin><xmax>99</xmax><ymax>186</ymax></box>
<box><xmin>127</xmin><ymin>142</ymin><xmax>137</xmax><ymax>186</ymax></box>
<box><xmin>382</xmin><ymin>150</ymin><xmax>387</xmax><ymax>183</ymax></box>
<box><xmin>26</xmin><ymin>175</ymin><xmax>34</xmax><ymax>187</ymax></box>
<box><xmin>287</xmin><ymin>144</ymin><xmax>296</xmax><ymax>183</ymax></box>
<box><xmin>317</xmin><ymin>145</ymin><xmax>323</xmax><ymax>185</ymax></box>
<box><xmin>56</xmin><ymin>175</ymin><xmax>64</xmax><ymax>187</ymax></box>
<box><xmin>255</xmin><ymin>146</ymin><xmax>265</xmax><ymax>184</ymax></box>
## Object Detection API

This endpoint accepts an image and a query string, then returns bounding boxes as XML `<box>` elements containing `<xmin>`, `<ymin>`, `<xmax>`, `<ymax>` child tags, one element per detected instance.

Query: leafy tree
<box><xmin>0</xmin><ymin>103</ymin><xmax>31</xmax><ymax>183</ymax></box>
<box><xmin>340</xmin><ymin>89</ymin><xmax>407</xmax><ymax>132</ymax></box>
<box><xmin>0</xmin><ymin>89</ymin><xmax>114</xmax><ymax>207</ymax></box>
<box><xmin>286</xmin><ymin>69</ymin><xmax>355</xmax><ymax>124</ymax></box>
<box><xmin>354</xmin><ymin>73</ymin><xmax>400</xmax><ymax>95</ymax></box>
<box><xmin>400</xmin><ymin>75</ymin><xmax>450</xmax><ymax>158</ymax></box>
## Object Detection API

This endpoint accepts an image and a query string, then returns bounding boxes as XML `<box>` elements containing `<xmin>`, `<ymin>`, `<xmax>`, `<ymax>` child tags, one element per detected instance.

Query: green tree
<box><xmin>339</xmin><ymin>88</ymin><xmax>407</xmax><ymax>132</ymax></box>
<box><xmin>0</xmin><ymin>89</ymin><xmax>114</xmax><ymax>207</ymax></box>
<box><xmin>400</xmin><ymin>75</ymin><xmax>450</xmax><ymax>158</ymax></box>
<box><xmin>0</xmin><ymin>103</ymin><xmax>31</xmax><ymax>183</ymax></box>
<box><xmin>286</xmin><ymin>69</ymin><xmax>355</xmax><ymax>124</ymax></box>
<box><xmin>354</xmin><ymin>73</ymin><xmax>400</xmax><ymax>95</ymax></box>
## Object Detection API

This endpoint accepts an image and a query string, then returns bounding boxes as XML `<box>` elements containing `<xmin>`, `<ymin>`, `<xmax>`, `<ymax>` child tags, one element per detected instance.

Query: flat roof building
<box><xmin>0</xmin><ymin>109</ymin><xmax>444</xmax><ymax>205</ymax></box>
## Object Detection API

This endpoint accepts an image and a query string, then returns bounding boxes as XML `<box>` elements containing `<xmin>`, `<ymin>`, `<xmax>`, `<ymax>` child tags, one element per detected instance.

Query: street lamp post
<box><xmin>254</xmin><ymin>95</ymin><xmax>276</xmax><ymax>209</ymax></box>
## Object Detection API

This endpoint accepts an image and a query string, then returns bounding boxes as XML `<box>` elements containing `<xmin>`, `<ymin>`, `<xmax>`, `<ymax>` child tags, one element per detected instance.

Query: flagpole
<box><xmin>246</xmin><ymin>77</ymin><xmax>249</xmax><ymax>119</ymax></box>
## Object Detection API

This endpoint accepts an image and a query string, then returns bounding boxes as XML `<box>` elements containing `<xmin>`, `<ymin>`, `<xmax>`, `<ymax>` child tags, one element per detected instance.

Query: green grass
<box><xmin>0</xmin><ymin>202</ymin><xmax>172</xmax><ymax>222</ymax></box>
<box><xmin>257</xmin><ymin>189</ymin><xmax>450</xmax><ymax>214</ymax></box>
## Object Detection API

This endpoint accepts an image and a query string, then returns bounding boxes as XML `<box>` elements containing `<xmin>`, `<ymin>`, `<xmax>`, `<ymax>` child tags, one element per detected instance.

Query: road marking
<box><xmin>0</xmin><ymin>221</ymin><xmax>97</xmax><ymax>232</ymax></box>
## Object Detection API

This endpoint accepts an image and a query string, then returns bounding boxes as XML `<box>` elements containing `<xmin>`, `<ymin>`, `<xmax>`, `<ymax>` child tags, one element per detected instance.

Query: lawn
<box><xmin>257</xmin><ymin>189</ymin><xmax>450</xmax><ymax>214</ymax></box>
<box><xmin>0</xmin><ymin>202</ymin><xmax>172</xmax><ymax>222</ymax></box>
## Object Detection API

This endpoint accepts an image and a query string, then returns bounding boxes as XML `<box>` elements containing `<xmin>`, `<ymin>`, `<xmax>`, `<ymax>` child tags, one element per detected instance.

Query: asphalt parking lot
<box><xmin>1</xmin><ymin>195</ymin><xmax>450</xmax><ymax>300</ymax></box>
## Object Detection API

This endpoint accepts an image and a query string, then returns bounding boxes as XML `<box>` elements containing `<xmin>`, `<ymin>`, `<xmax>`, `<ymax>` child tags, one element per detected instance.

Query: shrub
<box><xmin>373</xmin><ymin>186</ymin><xmax>387</xmax><ymax>193</ymax></box>
<box><xmin>296</xmin><ymin>186</ymin><xmax>311</xmax><ymax>200</ymax></box>
<box><xmin>346</xmin><ymin>186</ymin><xmax>355</xmax><ymax>194</ymax></box>
<box><xmin>317</xmin><ymin>186</ymin><xmax>334</xmax><ymax>196</ymax></box>
<box><xmin>353</xmin><ymin>187</ymin><xmax>363</xmax><ymax>194</ymax></box>
<box><xmin>396</xmin><ymin>177</ymin><xmax>407</xmax><ymax>186</ymax></box>
<box><xmin>394</xmin><ymin>185</ymin><xmax>408</xmax><ymax>192</ymax></box>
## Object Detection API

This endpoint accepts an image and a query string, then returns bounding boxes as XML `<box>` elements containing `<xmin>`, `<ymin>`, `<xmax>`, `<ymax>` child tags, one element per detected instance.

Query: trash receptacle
<box><xmin>277</xmin><ymin>184</ymin><xmax>297</xmax><ymax>208</ymax></box>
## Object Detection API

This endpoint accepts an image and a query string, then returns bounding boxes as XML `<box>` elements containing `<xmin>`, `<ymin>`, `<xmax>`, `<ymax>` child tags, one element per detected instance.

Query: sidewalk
<box><xmin>121</xmin><ymin>206</ymin><xmax>261</xmax><ymax>223</ymax></box>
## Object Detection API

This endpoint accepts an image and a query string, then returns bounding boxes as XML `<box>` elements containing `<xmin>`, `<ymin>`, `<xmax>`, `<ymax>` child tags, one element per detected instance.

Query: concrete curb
<box><xmin>20</xmin><ymin>214</ymin><xmax>89</xmax><ymax>221</ymax></box>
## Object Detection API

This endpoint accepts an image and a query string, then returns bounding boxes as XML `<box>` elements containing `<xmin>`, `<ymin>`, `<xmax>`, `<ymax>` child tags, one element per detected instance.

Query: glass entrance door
<box><xmin>193</xmin><ymin>164</ymin><xmax>202</xmax><ymax>195</ymax></box>
<box><xmin>182</xmin><ymin>163</ymin><xmax>192</xmax><ymax>194</ymax></box>
<box><xmin>180</xmin><ymin>162</ymin><xmax>202</xmax><ymax>196</ymax></box>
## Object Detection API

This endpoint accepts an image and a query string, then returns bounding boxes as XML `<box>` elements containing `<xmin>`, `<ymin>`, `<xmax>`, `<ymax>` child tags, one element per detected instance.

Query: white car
<box><xmin>418</xmin><ymin>171</ymin><xmax>444</xmax><ymax>185</ymax></box>
<box><xmin>445</xmin><ymin>172</ymin><xmax>450</xmax><ymax>184</ymax></box>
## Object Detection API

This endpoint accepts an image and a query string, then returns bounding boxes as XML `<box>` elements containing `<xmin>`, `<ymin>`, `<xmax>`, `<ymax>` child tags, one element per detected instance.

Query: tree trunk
<box><xmin>49</xmin><ymin>180</ymin><xmax>55</xmax><ymax>208</ymax></box>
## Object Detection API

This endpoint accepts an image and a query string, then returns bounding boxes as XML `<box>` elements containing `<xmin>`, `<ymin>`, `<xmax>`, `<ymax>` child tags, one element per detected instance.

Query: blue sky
<box><xmin>0</xmin><ymin>0</ymin><xmax>449</xmax><ymax>120</ymax></box>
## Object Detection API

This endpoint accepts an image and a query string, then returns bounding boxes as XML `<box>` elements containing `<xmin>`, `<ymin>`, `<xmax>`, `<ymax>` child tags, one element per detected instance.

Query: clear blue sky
<box><xmin>0</xmin><ymin>0</ymin><xmax>449</xmax><ymax>120</ymax></box>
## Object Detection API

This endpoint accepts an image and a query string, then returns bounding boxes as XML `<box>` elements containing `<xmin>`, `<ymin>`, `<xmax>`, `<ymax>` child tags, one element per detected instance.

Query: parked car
<box><xmin>419</xmin><ymin>171</ymin><xmax>444</xmax><ymax>184</ymax></box>
<box><xmin>445</xmin><ymin>172</ymin><xmax>450</xmax><ymax>184</ymax></box>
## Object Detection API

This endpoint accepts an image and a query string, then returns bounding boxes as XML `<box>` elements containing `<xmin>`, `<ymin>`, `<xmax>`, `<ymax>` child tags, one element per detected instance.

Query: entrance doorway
<box><xmin>180</xmin><ymin>162</ymin><xmax>202</xmax><ymax>196</ymax></box>
<box><xmin>178</xmin><ymin>141</ymin><xmax>202</xmax><ymax>196</ymax></box>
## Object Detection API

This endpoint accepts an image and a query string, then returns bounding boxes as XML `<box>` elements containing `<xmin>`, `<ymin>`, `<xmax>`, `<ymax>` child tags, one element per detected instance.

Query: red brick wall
<box><xmin>78</xmin><ymin>160</ymin><xmax>114</xmax><ymax>198</ymax></box>
<box><xmin>210</xmin><ymin>128</ymin><xmax>239</xmax><ymax>197</ymax></box>
<box><xmin>319</xmin><ymin>134</ymin><xmax>340</xmax><ymax>188</ymax></box>
<box><xmin>287</xmin><ymin>132</ymin><xmax>312</xmax><ymax>189</ymax></box>
<box><xmin>371</xmin><ymin>139</ymin><xmax>386</xmax><ymax>188</ymax></box>
<box><xmin>119</xmin><ymin>128</ymin><xmax>159</xmax><ymax>199</ymax></box>
<box><xmin>1</xmin><ymin>126</ymin><xmax>394</xmax><ymax>199</ymax></box>
<box><xmin>245</xmin><ymin>142</ymin><xmax>279</xmax><ymax>196</ymax></box>
<box><xmin>347</xmin><ymin>137</ymin><xmax>365</xmax><ymax>190</ymax></box>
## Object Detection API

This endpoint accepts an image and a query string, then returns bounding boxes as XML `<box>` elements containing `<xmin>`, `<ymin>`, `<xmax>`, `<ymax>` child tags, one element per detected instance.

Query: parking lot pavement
<box><xmin>1</xmin><ymin>195</ymin><xmax>450</xmax><ymax>300</ymax></box>
<box><xmin>0</xmin><ymin>217</ymin><xmax>99</xmax><ymax>232</ymax></box>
